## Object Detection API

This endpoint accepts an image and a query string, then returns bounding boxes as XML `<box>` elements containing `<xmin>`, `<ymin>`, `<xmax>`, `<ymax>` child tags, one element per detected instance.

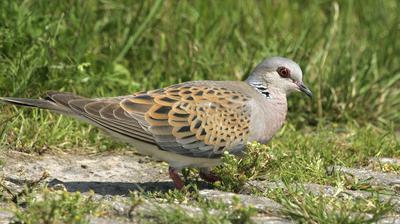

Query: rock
<box><xmin>378</xmin><ymin>216</ymin><xmax>400</xmax><ymax>224</ymax></box>
<box><xmin>368</xmin><ymin>157</ymin><xmax>400</xmax><ymax>175</ymax></box>
<box><xmin>199</xmin><ymin>189</ymin><xmax>283</xmax><ymax>214</ymax></box>
<box><xmin>130</xmin><ymin>197</ymin><xmax>291</xmax><ymax>224</ymax></box>
<box><xmin>252</xmin><ymin>216</ymin><xmax>294</xmax><ymax>224</ymax></box>
<box><xmin>0</xmin><ymin>151</ymin><xmax>172</xmax><ymax>194</ymax></box>
<box><xmin>1</xmin><ymin>151</ymin><xmax>399</xmax><ymax>223</ymax></box>
<box><xmin>89</xmin><ymin>217</ymin><xmax>130</xmax><ymax>224</ymax></box>
<box><xmin>249</xmin><ymin>181</ymin><xmax>400</xmax><ymax>213</ymax></box>
<box><xmin>0</xmin><ymin>210</ymin><xmax>13</xmax><ymax>224</ymax></box>
<box><xmin>328</xmin><ymin>166</ymin><xmax>400</xmax><ymax>187</ymax></box>
<box><xmin>88</xmin><ymin>191</ymin><xmax>292</xmax><ymax>224</ymax></box>
<box><xmin>369</xmin><ymin>157</ymin><xmax>400</xmax><ymax>166</ymax></box>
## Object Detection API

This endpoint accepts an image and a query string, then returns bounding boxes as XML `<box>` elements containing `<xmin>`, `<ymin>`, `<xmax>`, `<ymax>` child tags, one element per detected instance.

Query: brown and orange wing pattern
<box><xmin>121</xmin><ymin>83</ymin><xmax>252</xmax><ymax>158</ymax></box>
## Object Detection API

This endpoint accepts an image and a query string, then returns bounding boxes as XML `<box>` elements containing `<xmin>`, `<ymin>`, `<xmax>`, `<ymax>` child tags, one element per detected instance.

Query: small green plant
<box><xmin>143</xmin><ymin>185</ymin><xmax>201</xmax><ymax>204</ymax></box>
<box><xmin>213</xmin><ymin>142</ymin><xmax>272</xmax><ymax>192</ymax></box>
<box><xmin>140</xmin><ymin>195</ymin><xmax>256</xmax><ymax>224</ymax></box>
<box><xmin>225</xmin><ymin>196</ymin><xmax>257</xmax><ymax>224</ymax></box>
<box><xmin>262</xmin><ymin>124</ymin><xmax>400</xmax><ymax>186</ymax></box>
<box><xmin>268</xmin><ymin>186</ymin><xmax>394</xmax><ymax>224</ymax></box>
<box><xmin>12</xmin><ymin>189</ymin><xmax>99</xmax><ymax>224</ymax></box>
<box><xmin>370</xmin><ymin>162</ymin><xmax>400</xmax><ymax>175</ymax></box>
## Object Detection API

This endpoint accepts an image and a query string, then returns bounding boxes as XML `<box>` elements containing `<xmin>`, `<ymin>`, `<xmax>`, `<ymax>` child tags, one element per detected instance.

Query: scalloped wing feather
<box><xmin>121</xmin><ymin>83</ymin><xmax>252</xmax><ymax>158</ymax></box>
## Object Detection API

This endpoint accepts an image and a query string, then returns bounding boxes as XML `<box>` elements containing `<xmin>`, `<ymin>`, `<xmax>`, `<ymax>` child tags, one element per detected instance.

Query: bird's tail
<box><xmin>0</xmin><ymin>91</ymin><xmax>84</xmax><ymax>115</ymax></box>
<box><xmin>1</xmin><ymin>91</ymin><xmax>157</xmax><ymax>145</ymax></box>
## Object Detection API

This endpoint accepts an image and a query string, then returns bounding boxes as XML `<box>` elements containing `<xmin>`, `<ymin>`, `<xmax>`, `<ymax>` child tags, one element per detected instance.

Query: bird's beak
<box><xmin>297</xmin><ymin>82</ymin><xmax>313</xmax><ymax>98</ymax></box>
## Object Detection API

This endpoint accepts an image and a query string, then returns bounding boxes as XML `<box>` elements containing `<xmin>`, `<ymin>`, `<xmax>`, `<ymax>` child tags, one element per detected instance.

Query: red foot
<box><xmin>199</xmin><ymin>169</ymin><xmax>221</xmax><ymax>183</ymax></box>
<box><xmin>168</xmin><ymin>167</ymin><xmax>184</xmax><ymax>190</ymax></box>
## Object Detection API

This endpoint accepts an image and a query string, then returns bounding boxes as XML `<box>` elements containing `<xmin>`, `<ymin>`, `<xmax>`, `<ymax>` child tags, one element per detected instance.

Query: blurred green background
<box><xmin>0</xmin><ymin>0</ymin><xmax>399</xmax><ymax>152</ymax></box>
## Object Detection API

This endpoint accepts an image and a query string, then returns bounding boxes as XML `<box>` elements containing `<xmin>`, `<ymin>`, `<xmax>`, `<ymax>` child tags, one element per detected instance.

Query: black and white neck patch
<box><xmin>249</xmin><ymin>82</ymin><xmax>271</xmax><ymax>99</ymax></box>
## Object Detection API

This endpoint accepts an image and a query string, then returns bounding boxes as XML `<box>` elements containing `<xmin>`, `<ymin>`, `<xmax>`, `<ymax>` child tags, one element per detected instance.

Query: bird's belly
<box><xmin>107</xmin><ymin>131</ymin><xmax>221</xmax><ymax>169</ymax></box>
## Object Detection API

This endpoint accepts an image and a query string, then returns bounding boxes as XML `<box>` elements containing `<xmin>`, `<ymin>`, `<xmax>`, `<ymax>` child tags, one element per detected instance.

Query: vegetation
<box><xmin>138</xmin><ymin>195</ymin><xmax>257</xmax><ymax>224</ymax></box>
<box><xmin>269</xmin><ymin>188</ymin><xmax>394</xmax><ymax>224</ymax></box>
<box><xmin>0</xmin><ymin>0</ymin><xmax>398</xmax><ymax>223</ymax></box>
<box><xmin>12</xmin><ymin>189</ymin><xmax>99</xmax><ymax>224</ymax></box>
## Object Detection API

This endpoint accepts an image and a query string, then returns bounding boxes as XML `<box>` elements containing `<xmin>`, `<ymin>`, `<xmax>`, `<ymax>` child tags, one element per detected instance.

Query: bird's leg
<box><xmin>199</xmin><ymin>168</ymin><xmax>221</xmax><ymax>183</ymax></box>
<box><xmin>168</xmin><ymin>167</ymin><xmax>184</xmax><ymax>189</ymax></box>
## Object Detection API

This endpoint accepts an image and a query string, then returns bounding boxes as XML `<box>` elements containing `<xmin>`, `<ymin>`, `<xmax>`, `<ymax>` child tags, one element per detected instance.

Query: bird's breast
<box><xmin>248</xmin><ymin>94</ymin><xmax>287</xmax><ymax>144</ymax></box>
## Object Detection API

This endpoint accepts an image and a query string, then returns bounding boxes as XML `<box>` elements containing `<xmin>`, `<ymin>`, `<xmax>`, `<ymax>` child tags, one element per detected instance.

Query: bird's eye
<box><xmin>277</xmin><ymin>67</ymin><xmax>291</xmax><ymax>78</ymax></box>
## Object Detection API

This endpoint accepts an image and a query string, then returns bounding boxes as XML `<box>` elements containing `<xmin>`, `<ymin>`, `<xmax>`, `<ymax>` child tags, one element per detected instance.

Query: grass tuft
<box><xmin>213</xmin><ymin>142</ymin><xmax>272</xmax><ymax>192</ymax></box>
<box><xmin>139</xmin><ymin>195</ymin><xmax>257</xmax><ymax>224</ymax></box>
<box><xmin>12</xmin><ymin>189</ymin><xmax>99</xmax><ymax>224</ymax></box>
<box><xmin>268</xmin><ymin>186</ymin><xmax>395</xmax><ymax>224</ymax></box>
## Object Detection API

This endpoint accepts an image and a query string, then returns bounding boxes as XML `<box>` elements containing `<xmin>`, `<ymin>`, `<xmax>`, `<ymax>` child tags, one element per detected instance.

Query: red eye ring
<box><xmin>277</xmin><ymin>67</ymin><xmax>291</xmax><ymax>78</ymax></box>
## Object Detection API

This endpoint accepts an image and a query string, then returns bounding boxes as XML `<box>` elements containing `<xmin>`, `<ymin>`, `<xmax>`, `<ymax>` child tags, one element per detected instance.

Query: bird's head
<box><xmin>246</xmin><ymin>57</ymin><xmax>312</xmax><ymax>98</ymax></box>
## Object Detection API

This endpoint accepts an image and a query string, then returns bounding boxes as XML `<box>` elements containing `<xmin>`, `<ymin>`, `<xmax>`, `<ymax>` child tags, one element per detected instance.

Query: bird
<box><xmin>0</xmin><ymin>56</ymin><xmax>312</xmax><ymax>189</ymax></box>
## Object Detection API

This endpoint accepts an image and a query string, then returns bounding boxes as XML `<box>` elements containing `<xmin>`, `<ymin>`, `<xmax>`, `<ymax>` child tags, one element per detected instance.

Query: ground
<box><xmin>0</xmin><ymin>126</ymin><xmax>399</xmax><ymax>223</ymax></box>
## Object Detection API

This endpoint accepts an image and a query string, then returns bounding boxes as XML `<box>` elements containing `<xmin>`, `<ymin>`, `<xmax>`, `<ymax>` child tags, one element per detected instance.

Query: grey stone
<box><xmin>1</xmin><ymin>151</ymin><xmax>399</xmax><ymax>224</ymax></box>
<box><xmin>328</xmin><ymin>165</ymin><xmax>400</xmax><ymax>187</ymax></box>
<box><xmin>378</xmin><ymin>216</ymin><xmax>400</xmax><ymax>224</ymax></box>
<box><xmin>249</xmin><ymin>181</ymin><xmax>400</xmax><ymax>213</ymax></box>
<box><xmin>88</xmin><ymin>217</ymin><xmax>129</xmax><ymax>224</ymax></box>
<box><xmin>0</xmin><ymin>151</ymin><xmax>172</xmax><ymax>195</ymax></box>
<box><xmin>0</xmin><ymin>210</ymin><xmax>13</xmax><ymax>224</ymax></box>
<box><xmin>369</xmin><ymin>157</ymin><xmax>400</xmax><ymax>166</ymax></box>
<box><xmin>88</xmin><ymin>192</ymin><xmax>291</xmax><ymax>224</ymax></box>
<box><xmin>199</xmin><ymin>189</ymin><xmax>283</xmax><ymax>214</ymax></box>
<box><xmin>252</xmin><ymin>216</ymin><xmax>294</xmax><ymax>224</ymax></box>
<box><xmin>131</xmin><ymin>197</ymin><xmax>291</xmax><ymax>224</ymax></box>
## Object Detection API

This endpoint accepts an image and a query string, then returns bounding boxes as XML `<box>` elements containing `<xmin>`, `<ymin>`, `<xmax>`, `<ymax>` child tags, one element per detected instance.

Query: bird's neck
<box><xmin>248</xmin><ymin>81</ymin><xmax>271</xmax><ymax>99</ymax></box>
<box><xmin>248</xmin><ymin>80</ymin><xmax>288</xmax><ymax>118</ymax></box>
<box><xmin>247</xmin><ymin>80</ymin><xmax>287</xmax><ymax>102</ymax></box>
<box><xmin>247</xmin><ymin>81</ymin><xmax>288</xmax><ymax>144</ymax></box>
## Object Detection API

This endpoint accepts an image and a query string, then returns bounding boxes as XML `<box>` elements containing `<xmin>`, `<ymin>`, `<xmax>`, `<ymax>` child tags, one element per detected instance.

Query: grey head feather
<box><xmin>246</xmin><ymin>56</ymin><xmax>303</xmax><ymax>84</ymax></box>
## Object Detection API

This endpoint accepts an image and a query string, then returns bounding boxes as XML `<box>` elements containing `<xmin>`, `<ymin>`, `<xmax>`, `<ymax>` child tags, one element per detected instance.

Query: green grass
<box><xmin>138</xmin><ymin>197</ymin><xmax>257</xmax><ymax>224</ymax></box>
<box><xmin>0</xmin><ymin>0</ymin><xmax>399</xmax><ymax>223</ymax></box>
<box><xmin>0</xmin><ymin>1</ymin><xmax>399</xmax><ymax>141</ymax></box>
<box><xmin>208</xmin><ymin>124</ymin><xmax>399</xmax><ymax>193</ymax></box>
<box><xmin>268</xmin><ymin>188</ymin><xmax>395</xmax><ymax>224</ymax></box>
<box><xmin>11</xmin><ymin>189</ymin><xmax>99</xmax><ymax>224</ymax></box>
<box><xmin>0</xmin><ymin>0</ymin><xmax>397</xmax><ymax>155</ymax></box>
<box><xmin>266</xmin><ymin>124</ymin><xmax>399</xmax><ymax>183</ymax></box>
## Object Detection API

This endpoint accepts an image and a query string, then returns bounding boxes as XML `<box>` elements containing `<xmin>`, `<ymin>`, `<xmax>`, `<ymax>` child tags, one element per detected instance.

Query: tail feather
<box><xmin>0</xmin><ymin>92</ymin><xmax>83</xmax><ymax>115</ymax></box>
<box><xmin>0</xmin><ymin>97</ymin><xmax>59</xmax><ymax>110</ymax></box>
<box><xmin>0</xmin><ymin>91</ymin><xmax>156</xmax><ymax>144</ymax></box>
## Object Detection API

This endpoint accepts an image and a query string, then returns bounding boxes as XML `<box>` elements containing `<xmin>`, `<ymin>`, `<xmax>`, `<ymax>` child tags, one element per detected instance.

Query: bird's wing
<box><xmin>121</xmin><ymin>82</ymin><xmax>252</xmax><ymax>158</ymax></box>
<box><xmin>1</xmin><ymin>84</ymin><xmax>252</xmax><ymax>158</ymax></box>
<box><xmin>45</xmin><ymin>92</ymin><xmax>157</xmax><ymax>145</ymax></box>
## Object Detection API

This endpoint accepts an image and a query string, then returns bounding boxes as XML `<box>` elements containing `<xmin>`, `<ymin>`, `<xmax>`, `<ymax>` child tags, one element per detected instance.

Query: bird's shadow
<box><xmin>47</xmin><ymin>179</ymin><xmax>213</xmax><ymax>195</ymax></box>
